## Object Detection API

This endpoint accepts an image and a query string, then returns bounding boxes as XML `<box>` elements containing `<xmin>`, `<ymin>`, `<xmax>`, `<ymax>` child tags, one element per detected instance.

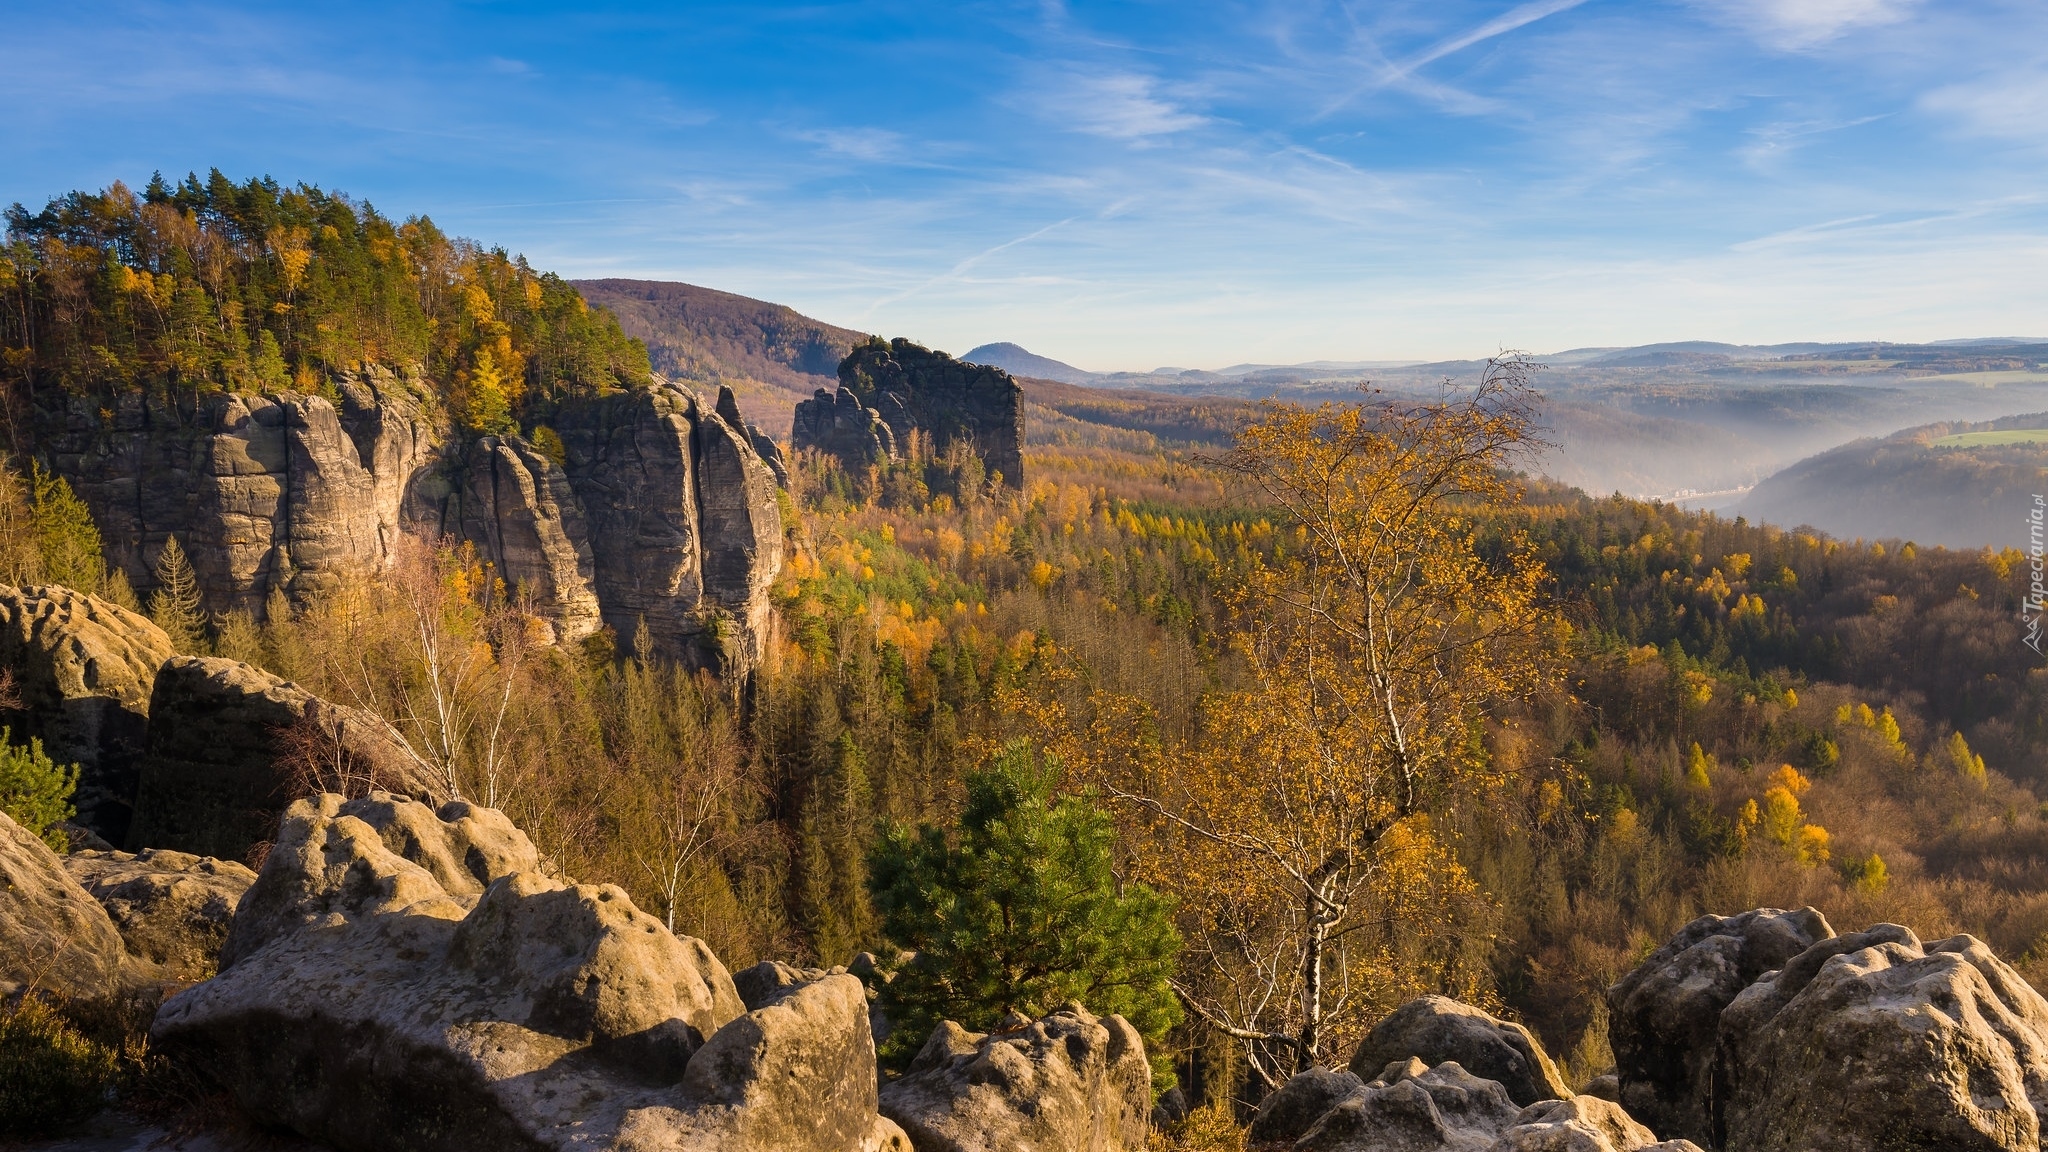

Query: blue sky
<box><xmin>4</xmin><ymin>1</ymin><xmax>2044</xmax><ymax>369</ymax></box>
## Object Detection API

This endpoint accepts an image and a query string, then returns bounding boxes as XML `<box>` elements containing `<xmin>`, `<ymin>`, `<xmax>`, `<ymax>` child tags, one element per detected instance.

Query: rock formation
<box><xmin>0</xmin><ymin>809</ymin><xmax>144</xmax><ymax>997</ymax></box>
<box><xmin>127</xmin><ymin>656</ymin><xmax>448</xmax><ymax>861</ymax></box>
<box><xmin>1716</xmin><ymin>925</ymin><xmax>2048</xmax><ymax>1152</ymax></box>
<box><xmin>0</xmin><ymin>584</ymin><xmax>177</xmax><ymax>844</ymax></box>
<box><xmin>155</xmin><ymin>791</ymin><xmax>895</xmax><ymax>1152</ymax></box>
<box><xmin>552</xmin><ymin>381</ymin><xmax>784</xmax><ymax>670</ymax></box>
<box><xmin>1604</xmin><ymin>907</ymin><xmax>1832</xmax><ymax>1143</ymax></box>
<box><xmin>1249</xmin><ymin>1059</ymin><xmax>1700</xmax><ymax>1152</ymax></box>
<box><xmin>63</xmin><ymin>848</ymin><xmax>256</xmax><ymax>981</ymax></box>
<box><xmin>1350</xmin><ymin>996</ymin><xmax>1572</xmax><ymax>1108</ymax></box>
<box><xmin>35</xmin><ymin>370</ymin><xmax>785</xmax><ymax>672</ymax></box>
<box><xmin>878</xmin><ymin>1006</ymin><xmax>1152</xmax><ymax>1152</ymax></box>
<box><xmin>437</xmin><ymin>434</ymin><xmax>604</xmax><ymax>644</ymax></box>
<box><xmin>792</xmin><ymin>384</ymin><xmax>897</xmax><ymax>474</ymax></box>
<box><xmin>38</xmin><ymin>367</ymin><xmax>435</xmax><ymax>614</ymax></box>
<box><xmin>793</xmin><ymin>337</ymin><xmax>1025</xmax><ymax>488</ymax></box>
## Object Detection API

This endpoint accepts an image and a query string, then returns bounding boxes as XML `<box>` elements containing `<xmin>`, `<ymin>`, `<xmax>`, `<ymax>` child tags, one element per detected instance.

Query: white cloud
<box><xmin>1029</xmin><ymin>72</ymin><xmax>1208</xmax><ymax>140</ymax></box>
<box><xmin>1923</xmin><ymin>68</ymin><xmax>2048</xmax><ymax>142</ymax></box>
<box><xmin>1705</xmin><ymin>0</ymin><xmax>1920</xmax><ymax>49</ymax></box>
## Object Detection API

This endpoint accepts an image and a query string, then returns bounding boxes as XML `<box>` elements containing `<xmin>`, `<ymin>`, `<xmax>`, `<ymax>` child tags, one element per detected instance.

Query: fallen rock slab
<box><xmin>878</xmin><ymin>1006</ymin><xmax>1151</xmax><ymax>1152</ymax></box>
<box><xmin>63</xmin><ymin>848</ymin><xmax>255</xmax><ymax>980</ymax></box>
<box><xmin>126</xmin><ymin>656</ymin><xmax>447</xmax><ymax>861</ymax></box>
<box><xmin>154</xmin><ymin>792</ymin><xmax>885</xmax><ymax>1152</ymax></box>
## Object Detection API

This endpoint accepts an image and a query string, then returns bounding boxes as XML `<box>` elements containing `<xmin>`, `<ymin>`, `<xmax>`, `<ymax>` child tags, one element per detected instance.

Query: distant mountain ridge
<box><xmin>961</xmin><ymin>342</ymin><xmax>1097</xmax><ymax>384</ymax></box>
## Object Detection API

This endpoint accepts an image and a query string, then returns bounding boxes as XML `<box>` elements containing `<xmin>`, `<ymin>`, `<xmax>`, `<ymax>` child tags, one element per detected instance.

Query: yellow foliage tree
<box><xmin>1761</xmin><ymin>786</ymin><xmax>1802</xmax><ymax>846</ymax></box>
<box><xmin>1100</xmin><ymin>357</ymin><xmax>1561</xmax><ymax>1083</ymax></box>
<box><xmin>1946</xmin><ymin>731</ymin><xmax>1987</xmax><ymax>784</ymax></box>
<box><xmin>1686</xmin><ymin>743</ymin><xmax>1713</xmax><ymax>790</ymax></box>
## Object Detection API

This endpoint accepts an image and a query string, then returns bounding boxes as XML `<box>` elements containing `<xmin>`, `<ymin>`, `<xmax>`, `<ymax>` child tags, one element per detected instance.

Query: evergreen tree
<box><xmin>27</xmin><ymin>463</ymin><xmax>106</xmax><ymax>595</ymax></box>
<box><xmin>796</xmin><ymin>689</ymin><xmax>876</xmax><ymax>964</ymax></box>
<box><xmin>148</xmin><ymin>535</ymin><xmax>206</xmax><ymax>653</ymax></box>
<box><xmin>869</xmin><ymin>742</ymin><xmax>1182</xmax><ymax>1082</ymax></box>
<box><xmin>0</xmin><ymin>729</ymin><xmax>78</xmax><ymax>852</ymax></box>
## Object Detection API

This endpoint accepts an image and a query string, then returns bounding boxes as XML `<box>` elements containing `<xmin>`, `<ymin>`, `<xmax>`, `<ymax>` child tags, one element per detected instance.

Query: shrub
<box><xmin>0</xmin><ymin>995</ymin><xmax>120</xmax><ymax>1134</ymax></box>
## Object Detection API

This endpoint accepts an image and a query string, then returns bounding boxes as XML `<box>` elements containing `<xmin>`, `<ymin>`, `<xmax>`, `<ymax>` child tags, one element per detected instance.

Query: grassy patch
<box><xmin>1932</xmin><ymin>428</ymin><xmax>2048</xmax><ymax>447</ymax></box>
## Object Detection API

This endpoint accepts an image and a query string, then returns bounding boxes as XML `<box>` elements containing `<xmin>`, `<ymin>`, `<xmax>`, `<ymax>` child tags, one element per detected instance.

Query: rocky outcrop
<box><xmin>126</xmin><ymin>656</ymin><xmax>447</xmax><ymax>861</ymax></box>
<box><xmin>717</xmin><ymin>384</ymin><xmax>789</xmax><ymax>488</ymax></box>
<box><xmin>794</xmin><ymin>337</ymin><xmax>1025</xmax><ymax>488</ymax></box>
<box><xmin>792</xmin><ymin>385</ymin><xmax>896</xmax><ymax>474</ymax></box>
<box><xmin>418</xmin><ymin>433</ymin><xmax>603</xmax><ymax>645</ymax></box>
<box><xmin>0</xmin><ymin>809</ymin><xmax>140</xmax><ymax>997</ymax></box>
<box><xmin>63</xmin><ymin>847</ymin><xmax>256</xmax><ymax>980</ymax></box>
<box><xmin>36</xmin><ymin>370</ymin><xmax>784</xmax><ymax>673</ymax></box>
<box><xmin>0</xmin><ymin>584</ymin><xmax>176</xmax><ymax>843</ymax></box>
<box><xmin>1251</xmin><ymin>1060</ymin><xmax>1700</xmax><ymax>1152</ymax></box>
<box><xmin>1351</xmin><ymin>996</ymin><xmax>1571</xmax><ymax>1108</ymax></box>
<box><xmin>155</xmin><ymin>792</ymin><xmax>888</xmax><ymax>1152</ymax></box>
<box><xmin>692</xmin><ymin>387</ymin><xmax>786</xmax><ymax>664</ymax></box>
<box><xmin>1716</xmin><ymin>925</ymin><xmax>2048</xmax><ymax>1152</ymax></box>
<box><xmin>877</xmin><ymin>1006</ymin><xmax>1151</xmax><ymax>1152</ymax></box>
<box><xmin>554</xmin><ymin>382</ymin><xmax>782</xmax><ymax>670</ymax></box>
<box><xmin>37</xmin><ymin>367</ymin><xmax>437</xmax><ymax>615</ymax></box>
<box><xmin>1604</xmin><ymin>907</ymin><xmax>1832</xmax><ymax>1144</ymax></box>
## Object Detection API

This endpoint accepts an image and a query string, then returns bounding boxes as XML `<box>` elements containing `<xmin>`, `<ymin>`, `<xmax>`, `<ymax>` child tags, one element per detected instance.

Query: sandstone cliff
<box><xmin>793</xmin><ymin>337</ymin><xmax>1025</xmax><ymax>488</ymax></box>
<box><xmin>34</xmin><ymin>372</ymin><xmax>783</xmax><ymax>671</ymax></box>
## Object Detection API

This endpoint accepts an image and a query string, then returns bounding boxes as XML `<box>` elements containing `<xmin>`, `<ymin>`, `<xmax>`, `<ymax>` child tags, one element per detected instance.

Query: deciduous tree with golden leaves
<box><xmin>1104</xmin><ymin>355</ymin><xmax>1564</xmax><ymax>1086</ymax></box>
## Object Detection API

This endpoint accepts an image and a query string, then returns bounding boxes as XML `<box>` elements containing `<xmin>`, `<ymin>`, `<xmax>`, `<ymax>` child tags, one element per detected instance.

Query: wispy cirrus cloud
<box><xmin>1701</xmin><ymin>0</ymin><xmax>1920</xmax><ymax>50</ymax></box>
<box><xmin>1027</xmin><ymin>71</ymin><xmax>1208</xmax><ymax>140</ymax></box>
<box><xmin>1922</xmin><ymin>67</ymin><xmax>2048</xmax><ymax>143</ymax></box>
<box><xmin>791</xmin><ymin>126</ymin><xmax>908</xmax><ymax>162</ymax></box>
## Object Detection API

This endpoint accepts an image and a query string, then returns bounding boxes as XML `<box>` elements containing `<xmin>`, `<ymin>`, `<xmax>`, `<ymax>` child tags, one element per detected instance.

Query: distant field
<box><xmin>1931</xmin><ymin>428</ymin><xmax>2048</xmax><ymax>447</ymax></box>
<box><xmin>1927</xmin><ymin>370</ymin><xmax>2048</xmax><ymax>387</ymax></box>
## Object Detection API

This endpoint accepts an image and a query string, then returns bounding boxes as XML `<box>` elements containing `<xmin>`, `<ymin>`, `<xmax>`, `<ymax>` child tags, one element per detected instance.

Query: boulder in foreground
<box><xmin>0</xmin><ymin>809</ymin><xmax>146</xmax><ymax>998</ymax></box>
<box><xmin>63</xmin><ymin>847</ymin><xmax>255</xmax><ymax>980</ymax></box>
<box><xmin>0</xmin><ymin>584</ymin><xmax>175</xmax><ymax>845</ymax></box>
<box><xmin>878</xmin><ymin>1005</ymin><xmax>1151</xmax><ymax>1152</ymax></box>
<box><xmin>154</xmin><ymin>791</ymin><xmax>886</xmax><ymax>1151</ymax></box>
<box><xmin>1717</xmin><ymin>924</ymin><xmax>2048</xmax><ymax>1152</ymax></box>
<box><xmin>1603</xmin><ymin>907</ymin><xmax>1831</xmax><ymax>1144</ymax></box>
<box><xmin>1349</xmin><ymin>995</ymin><xmax>1571</xmax><ymax>1108</ymax></box>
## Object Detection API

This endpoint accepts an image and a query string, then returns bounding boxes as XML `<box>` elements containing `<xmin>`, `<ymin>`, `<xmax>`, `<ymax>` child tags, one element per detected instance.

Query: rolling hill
<box><xmin>571</xmin><ymin>279</ymin><xmax>867</xmax><ymax>430</ymax></box>
<box><xmin>1739</xmin><ymin>413</ymin><xmax>2048</xmax><ymax>549</ymax></box>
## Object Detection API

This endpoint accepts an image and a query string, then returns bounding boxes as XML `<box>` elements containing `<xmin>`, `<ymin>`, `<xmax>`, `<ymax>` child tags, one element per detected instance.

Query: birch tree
<box><xmin>1107</xmin><ymin>355</ymin><xmax>1562</xmax><ymax>1087</ymax></box>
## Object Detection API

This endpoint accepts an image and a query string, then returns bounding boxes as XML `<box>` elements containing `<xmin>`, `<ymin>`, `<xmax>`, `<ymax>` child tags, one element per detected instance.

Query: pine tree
<box><xmin>147</xmin><ymin>535</ymin><xmax>206</xmax><ymax>653</ymax></box>
<box><xmin>0</xmin><ymin>728</ymin><xmax>79</xmax><ymax>852</ymax></box>
<box><xmin>869</xmin><ymin>742</ymin><xmax>1182</xmax><ymax>1079</ymax></box>
<box><xmin>28</xmin><ymin>463</ymin><xmax>107</xmax><ymax>595</ymax></box>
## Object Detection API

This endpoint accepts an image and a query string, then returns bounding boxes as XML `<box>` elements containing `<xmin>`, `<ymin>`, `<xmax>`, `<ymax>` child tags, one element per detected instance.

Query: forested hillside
<box><xmin>1739</xmin><ymin>413</ymin><xmax>2048</xmax><ymax>548</ymax></box>
<box><xmin>573</xmin><ymin>277</ymin><xmax>865</xmax><ymax>429</ymax></box>
<box><xmin>0</xmin><ymin>172</ymin><xmax>651</xmax><ymax>438</ymax></box>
